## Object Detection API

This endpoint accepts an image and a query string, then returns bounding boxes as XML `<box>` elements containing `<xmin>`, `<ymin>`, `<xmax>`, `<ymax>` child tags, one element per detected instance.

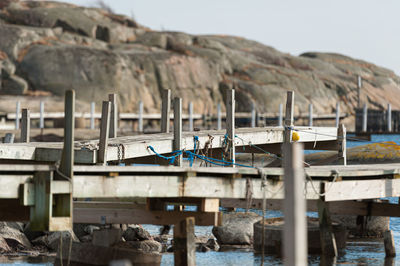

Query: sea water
<box><xmin>3</xmin><ymin>134</ymin><xmax>400</xmax><ymax>265</ymax></box>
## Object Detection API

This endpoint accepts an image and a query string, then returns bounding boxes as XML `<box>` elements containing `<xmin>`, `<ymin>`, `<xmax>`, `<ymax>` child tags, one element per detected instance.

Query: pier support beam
<box><xmin>384</xmin><ymin>230</ymin><xmax>396</xmax><ymax>257</ymax></box>
<box><xmin>98</xmin><ymin>101</ymin><xmax>111</xmax><ymax>165</ymax></box>
<box><xmin>335</xmin><ymin>102</ymin><xmax>340</xmax><ymax>128</ymax></box>
<box><xmin>173</xmin><ymin>97</ymin><xmax>182</xmax><ymax>166</ymax></box>
<box><xmin>108</xmin><ymin>94</ymin><xmax>118</xmax><ymax>138</ymax></box>
<box><xmin>161</xmin><ymin>90</ymin><xmax>171</xmax><ymax>133</ymax></box>
<box><xmin>21</xmin><ymin>109</ymin><xmax>30</xmax><ymax>143</ymax></box>
<box><xmin>174</xmin><ymin>217</ymin><xmax>196</xmax><ymax>266</ymax></box>
<box><xmin>226</xmin><ymin>89</ymin><xmax>235</xmax><ymax>166</ymax></box>
<box><xmin>318</xmin><ymin>183</ymin><xmax>338</xmax><ymax>258</ymax></box>
<box><xmin>283</xmin><ymin>142</ymin><xmax>307</xmax><ymax>266</ymax></box>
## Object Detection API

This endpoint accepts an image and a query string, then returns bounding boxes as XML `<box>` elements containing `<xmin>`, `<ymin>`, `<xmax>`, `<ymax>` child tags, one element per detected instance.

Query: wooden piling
<box><xmin>188</xmin><ymin>102</ymin><xmax>194</xmax><ymax>131</ymax></box>
<box><xmin>318</xmin><ymin>183</ymin><xmax>338</xmax><ymax>258</ymax></box>
<box><xmin>337</xmin><ymin>124</ymin><xmax>347</xmax><ymax>166</ymax></box>
<box><xmin>161</xmin><ymin>90</ymin><xmax>171</xmax><ymax>133</ymax></box>
<box><xmin>39</xmin><ymin>101</ymin><xmax>44</xmax><ymax>129</ymax></box>
<box><xmin>98</xmin><ymin>101</ymin><xmax>111</xmax><ymax>165</ymax></box>
<box><xmin>173</xmin><ymin>97</ymin><xmax>182</xmax><ymax>166</ymax></box>
<box><xmin>283</xmin><ymin>142</ymin><xmax>307</xmax><ymax>266</ymax></box>
<box><xmin>217</xmin><ymin>103</ymin><xmax>222</xmax><ymax>130</ymax></box>
<box><xmin>90</xmin><ymin>102</ymin><xmax>95</xmax><ymax>130</ymax></box>
<box><xmin>357</xmin><ymin>75</ymin><xmax>362</xmax><ymax>108</ymax></box>
<box><xmin>138</xmin><ymin>101</ymin><xmax>144</xmax><ymax>133</ymax></box>
<box><xmin>335</xmin><ymin>102</ymin><xmax>340</xmax><ymax>128</ymax></box>
<box><xmin>108</xmin><ymin>94</ymin><xmax>118</xmax><ymax>138</ymax></box>
<box><xmin>362</xmin><ymin>103</ymin><xmax>368</xmax><ymax>132</ymax></box>
<box><xmin>308</xmin><ymin>103</ymin><xmax>313</xmax><ymax>127</ymax></box>
<box><xmin>174</xmin><ymin>217</ymin><xmax>196</xmax><ymax>266</ymax></box>
<box><xmin>251</xmin><ymin>102</ymin><xmax>256</xmax><ymax>128</ymax></box>
<box><xmin>226</xmin><ymin>89</ymin><xmax>235</xmax><ymax>166</ymax></box>
<box><xmin>384</xmin><ymin>230</ymin><xmax>396</xmax><ymax>257</ymax></box>
<box><xmin>15</xmin><ymin>101</ymin><xmax>20</xmax><ymax>130</ymax></box>
<box><xmin>278</xmin><ymin>103</ymin><xmax>283</xmax><ymax>127</ymax></box>
<box><xmin>387</xmin><ymin>103</ymin><xmax>392</xmax><ymax>132</ymax></box>
<box><xmin>284</xmin><ymin>92</ymin><xmax>294</xmax><ymax>143</ymax></box>
<box><xmin>21</xmin><ymin>109</ymin><xmax>30</xmax><ymax>143</ymax></box>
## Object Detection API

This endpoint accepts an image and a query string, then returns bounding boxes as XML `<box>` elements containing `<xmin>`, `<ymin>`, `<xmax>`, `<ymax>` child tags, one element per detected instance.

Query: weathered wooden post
<box><xmin>387</xmin><ymin>103</ymin><xmax>392</xmax><ymax>132</ymax></box>
<box><xmin>90</xmin><ymin>102</ymin><xmax>95</xmax><ymax>130</ymax></box>
<box><xmin>39</xmin><ymin>101</ymin><xmax>44</xmax><ymax>129</ymax></box>
<box><xmin>283</xmin><ymin>142</ymin><xmax>307</xmax><ymax>266</ymax></box>
<box><xmin>173</xmin><ymin>97</ymin><xmax>182</xmax><ymax>166</ymax></box>
<box><xmin>217</xmin><ymin>103</ymin><xmax>222</xmax><ymax>130</ymax></box>
<box><xmin>226</xmin><ymin>89</ymin><xmax>235</xmax><ymax>166</ymax></box>
<box><xmin>278</xmin><ymin>103</ymin><xmax>283</xmax><ymax>127</ymax></box>
<box><xmin>98</xmin><ymin>101</ymin><xmax>111</xmax><ymax>165</ymax></box>
<box><xmin>335</xmin><ymin>102</ymin><xmax>340</xmax><ymax>128</ymax></box>
<box><xmin>357</xmin><ymin>75</ymin><xmax>362</xmax><ymax>108</ymax></box>
<box><xmin>161</xmin><ymin>89</ymin><xmax>171</xmax><ymax>133</ymax></box>
<box><xmin>308</xmin><ymin>103</ymin><xmax>313</xmax><ymax>127</ymax></box>
<box><xmin>108</xmin><ymin>94</ymin><xmax>118</xmax><ymax>138</ymax></box>
<box><xmin>251</xmin><ymin>102</ymin><xmax>256</xmax><ymax>128</ymax></box>
<box><xmin>138</xmin><ymin>101</ymin><xmax>144</xmax><ymax>133</ymax></box>
<box><xmin>188</xmin><ymin>101</ymin><xmax>194</xmax><ymax>131</ymax></box>
<box><xmin>174</xmin><ymin>217</ymin><xmax>196</xmax><ymax>266</ymax></box>
<box><xmin>3</xmin><ymin>133</ymin><xmax>14</xmax><ymax>143</ymax></box>
<box><xmin>384</xmin><ymin>230</ymin><xmax>396</xmax><ymax>257</ymax></box>
<box><xmin>59</xmin><ymin>90</ymin><xmax>75</xmax><ymax>180</ymax></box>
<box><xmin>362</xmin><ymin>103</ymin><xmax>368</xmax><ymax>132</ymax></box>
<box><xmin>21</xmin><ymin>108</ymin><xmax>30</xmax><ymax>143</ymax></box>
<box><xmin>284</xmin><ymin>92</ymin><xmax>294</xmax><ymax>143</ymax></box>
<box><xmin>15</xmin><ymin>101</ymin><xmax>20</xmax><ymax>130</ymax></box>
<box><xmin>337</xmin><ymin>124</ymin><xmax>347</xmax><ymax>166</ymax></box>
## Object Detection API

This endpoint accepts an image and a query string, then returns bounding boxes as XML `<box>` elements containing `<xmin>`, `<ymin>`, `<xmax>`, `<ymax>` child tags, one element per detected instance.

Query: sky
<box><xmin>57</xmin><ymin>0</ymin><xmax>400</xmax><ymax>74</ymax></box>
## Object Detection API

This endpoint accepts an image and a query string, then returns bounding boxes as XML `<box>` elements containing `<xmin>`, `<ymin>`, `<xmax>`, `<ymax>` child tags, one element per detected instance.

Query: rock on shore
<box><xmin>1</xmin><ymin>1</ymin><xmax>400</xmax><ymax>130</ymax></box>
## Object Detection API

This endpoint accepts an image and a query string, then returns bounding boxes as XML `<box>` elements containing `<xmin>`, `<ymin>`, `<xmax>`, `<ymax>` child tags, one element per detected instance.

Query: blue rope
<box><xmin>189</xmin><ymin>136</ymin><xmax>199</xmax><ymax>167</ymax></box>
<box><xmin>147</xmin><ymin>146</ymin><xmax>182</xmax><ymax>164</ymax></box>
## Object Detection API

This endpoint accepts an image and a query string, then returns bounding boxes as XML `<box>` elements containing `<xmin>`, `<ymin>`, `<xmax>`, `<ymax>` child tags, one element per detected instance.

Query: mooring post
<box><xmin>308</xmin><ymin>103</ymin><xmax>313</xmax><ymax>127</ymax></box>
<box><xmin>161</xmin><ymin>89</ymin><xmax>171</xmax><ymax>133</ymax></box>
<box><xmin>251</xmin><ymin>102</ymin><xmax>256</xmax><ymax>128</ymax></box>
<box><xmin>283</xmin><ymin>142</ymin><xmax>307</xmax><ymax>266</ymax></box>
<box><xmin>174</xmin><ymin>217</ymin><xmax>196</xmax><ymax>266</ymax></box>
<box><xmin>21</xmin><ymin>109</ymin><xmax>30</xmax><ymax>143</ymax></box>
<box><xmin>335</xmin><ymin>102</ymin><xmax>340</xmax><ymax>128</ymax></box>
<box><xmin>138</xmin><ymin>101</ymin><xmax>144</xmax><ymax>132</ymax></box>
<box><xmin>337</xmin><ymin>124</ymin><xmax>347</xmax><ymax>166</ymax></box>
<box><xmin>15</xmin><ymin>101</ymin><xmax>20</xmax><ymax>130</ymax></box>
<box><xmin>98</xmin><ymin>101</ymin><xmax>111</xmax><ymax>165</ymax></box>
<box><xmin>387</xmin><ymin>103</ymin><xmax>392</xmax><ymax>132</ymax></box>
<box><xmin>226</xmin><ymin>89</ymin><xmax>235</xmax><ymax>166</ymax></box>
<box><xmin>278</xmin><ymin>103</ymin><xmax>283</xmax><ymax>127</ymax></box>
<box><xmin>108</xmin><ymin>94</ymin><xmax>118</xmax><ymax>138</ymax></box>
<box><xmin>362</xmin><ymin>103</ymin><xmax>368</xmax><ymax>132</ymax></box>
<box><xmin>188</xmin><ymin>101</ymin><xmax>194</xmax><ymax>131</ymax></box>
<box><xmin>173</xmin><ymin>97</ymin><xmax>182</xmax><ymax>166</ymax></box>
<box><xmin>39</xmin><ymin>101</ymin><xmax>44</xmax><ymax>129</ymax></box>
<box><xmin>357</xmin><ymin>75</ymin><xmax>362</xmax><ymax>108</ymax></box>
<box><xmin>318</xmin><ymin>182</ymin><xmax>338</xmax><ymax>258</ymax></box>
<box><xmin>217</xmin><ymin>103</ymin><xmax>222</xmax><ymax>130</ymax></box>
<box><xmin>90</xmin><ymin>102</ymin><xmax>95</xmax><ymax>130</ymax></box>
<box><xmin>284</xmin><ymin>92</ymin><xmax>294</xmax><ymax>143</ymax></box>
<box><xmin>384</xmin><ymin>230</ymin><xmax>396</xmax><ymax>257</ymax></box>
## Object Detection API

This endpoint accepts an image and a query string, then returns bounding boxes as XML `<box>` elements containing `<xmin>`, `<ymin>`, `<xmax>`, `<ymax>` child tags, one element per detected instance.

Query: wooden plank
<box><xmin>226</xmin><ymin>89</ymin><xmax>235</xmax><ymax>166</ymax></box>
<box><xmin>30</xmin><ymin>171</ymin><xmax>52</xmax><ymax>231</ymax></box>
<box><xmin>384</xmin><ymin>230</ymin><xmax>396</xmax><ymax>257</ymax></box>
<box><xmin>108</xmin><ymin>94</ymin><xmax>118</xmax><ymax>138</ymax></box>
<box><xmin>174</xmin><ymin>217</ymin><xmax>196</xmax><ymax>266</ymax></box>
<box><xmin>161</xmin><ymin>89</ymin><xmax>171</xmax><ymax>133</ymax></box>
<box><xmin>199</xmin><ymin>198</ymin><xmax>220</xmax><ymax>212</ymax></box>
<box><xmin>173</xmin><ymin>97</ymin><xmax>182</xmax><ymax>166</ymax></box>
<box><xmin>20</xmin><ymin>109</ymin><xmax>30</xmax><ymax>143</ymax></box>
<box><xmin>283</xmin><ymin>142</ymin><xmax>307</xmax><ymax>266</ymax></box>
<box><xmin>73</xmin><ymin>208</ymin><xmax>220</xmax><ymax>226</ymax></box>
<box><xmin>98</xmin><ymin>101</ymin><xmax>111</xmax><ymax>165</ymax></box>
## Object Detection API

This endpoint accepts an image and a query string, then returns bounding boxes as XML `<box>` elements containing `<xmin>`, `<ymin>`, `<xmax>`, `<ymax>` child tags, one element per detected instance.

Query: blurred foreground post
<box><xmin>188</xmin><ymin>102</ymin><xmax>193</xmax><ymax>131</ymax></box>
<box><xmin>161</xmin><ymin>89</ymin><xmax>171</xmax><ymax>133</ymax></box>
<box><xmin>138</xmin><ymin>101</ymin><xmax>144</xmax><ymax>132</ymax></box>
<box><xmin>98</xmin><ymin>101</ymin><xmax>111</xmax><ymax>165</ymax></box>
<box><xmin>174</xmin><ymin>217</ymin><xmax>195</xmax><ymax>266</ymax></box>
<box><xmin>21</xmin><ymin>108</ymin><xmax>30</xmax><ymax>143</ymax></box>
<box><xmin>226</xmin><ymin>89</ymin><xmax>235</xmax><ymax>166</ymax></box>
<box><xmin>15</xmin><ymin>101</ymin><xmax>20</xmax><ymax>130</ymax></box>
<box><xmin>217</xmin><ymin>103</ymin><xmax>222</xmax><ymax>130</ymax></box>
<box><xmin>335</xmin><ymin>102</ymin><xmax>340</xmax><ymax>128</ymax></box>
<box><xmin>173</xmin><ymin>97</ymin><xmax>182</xmax><ymax>166</ymax></box>
<box><xmin>108</xmin><ymin>94</ymin><xmax>118</xmax><ymax>138</ymax></box>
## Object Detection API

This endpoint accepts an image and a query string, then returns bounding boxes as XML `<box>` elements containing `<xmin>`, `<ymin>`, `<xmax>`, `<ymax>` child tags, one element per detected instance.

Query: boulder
<box><xmin>123</xmin><ymin>225</ymin><xmax>151</xmax><ymax>241</ymax></box>
<box><xmin>0</xmin><ymin>221</ymin><xmax>31</xmax><ymax>250</ymax></box>
<box><xmin>1</xmin><ymin>73</ymin><xmax>28</xmax><ymax>94</ymax></box>
<box><xmin>115</xmin><ymin>240</ymin><xmax>162</xmax><ymax>253</ymax></box>
<box><xmin>0</xmin><ymin>236</ymin><xmax>11</xmax><ymax>253</ymax></box>
<box><xmin>332</xmin><ymin>214</ymin><xmax>390</xmax><ymax>238</ymax></box>
<box><xmin>212</xmin><ymin>212</ymin><xmax>262</xmax><ymax>245</ymax></box>
<box><xmin>32</xmin><ymin>230</ymin><xmax>79</xmax><ymax>251</ymax></box>
<box><xmin>205</xmin><ymin>238</ymin><xmax>220</xmax><ymax>251</ymax></box>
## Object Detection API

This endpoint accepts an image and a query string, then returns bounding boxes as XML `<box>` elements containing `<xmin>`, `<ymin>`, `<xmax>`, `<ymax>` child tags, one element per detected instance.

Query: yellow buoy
<box><xmin>292</xmin><ymin>131</ymin><xmax>300</xmax><ymax>142</ymax></box>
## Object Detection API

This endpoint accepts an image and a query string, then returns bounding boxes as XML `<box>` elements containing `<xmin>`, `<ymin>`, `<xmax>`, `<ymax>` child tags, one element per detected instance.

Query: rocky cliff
<box><xmin>1</xmin><ymin>1</ymin><xmax>399</xmax><ymax>120</ymax></box>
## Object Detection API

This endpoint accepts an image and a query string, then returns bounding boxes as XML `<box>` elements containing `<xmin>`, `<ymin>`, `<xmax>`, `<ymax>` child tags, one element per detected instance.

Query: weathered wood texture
<box><xmin>161</xmin><ymin>89</ymin><xmax>171</xmax><ymax>133</ymax></box>
<box><xmin>174</xmin><ymin>217</ymin><xmax>196</xmax><ymax>266</ymax></box>
<box><xmin>20</xmin><ymin>109</ymin><xmax>30</xmax><ymax>143</ymax></box>
<box><xmin>173</xmin><ymin>97</ymin><xmax>182</xmax><ymax>166</ymax></box>
<box><xmin>226</xmin><ymin>89</ymin><xmax>235</xmax><ymax>165</ymax></box>
<box><xmin>108</xmin><ymin>94</ymin><xmax>118</xmax><ymax>138</ymax></box>
<box><xmin>98</xmin><ymin>101</ymin><xmax>111</xmax><ymax>165</ymax></box>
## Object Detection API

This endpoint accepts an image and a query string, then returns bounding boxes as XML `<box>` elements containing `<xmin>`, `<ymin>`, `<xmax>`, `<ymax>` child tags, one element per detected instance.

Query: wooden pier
<box><xmin>0</xmin><ymin>89</ymin><xmax>397</xmax><ymax>265</ymax></box>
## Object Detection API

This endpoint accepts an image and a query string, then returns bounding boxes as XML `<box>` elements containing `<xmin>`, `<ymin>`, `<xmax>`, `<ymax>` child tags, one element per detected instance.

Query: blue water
<box><xmin>2</xmin><ymin>134</ymin><xmax>400</xmax><ymax>265</ymax></box>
